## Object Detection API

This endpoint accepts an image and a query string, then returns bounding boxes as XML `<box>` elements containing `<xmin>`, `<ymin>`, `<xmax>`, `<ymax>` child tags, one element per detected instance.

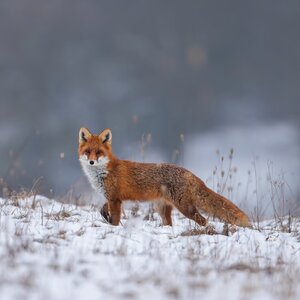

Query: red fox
<box><xmin>78</xmin><ymin>127</ymin><xmax>251</xmax><ymax>227</ymax></box>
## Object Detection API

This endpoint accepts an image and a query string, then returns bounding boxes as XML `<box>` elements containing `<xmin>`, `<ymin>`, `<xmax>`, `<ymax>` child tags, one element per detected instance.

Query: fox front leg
<box><xmin>100</xmin><ymin>200</ymin><xmax>122</xmax><ymax>225</ymax></box>
<box><xmin>108</xmin><ymin>199</ymin><xmax>122</xmax><ymax>225</ymax></box>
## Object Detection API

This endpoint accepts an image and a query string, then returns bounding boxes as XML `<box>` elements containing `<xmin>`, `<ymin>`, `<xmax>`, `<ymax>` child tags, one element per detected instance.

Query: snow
<box><xmin>0</xmin><ymin>196</ymin><xmax>300</xmax><ymax>300</ymax></box>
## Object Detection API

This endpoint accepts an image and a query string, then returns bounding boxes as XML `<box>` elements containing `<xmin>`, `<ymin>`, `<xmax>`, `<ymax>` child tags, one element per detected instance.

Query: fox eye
<box><xmin>96</xmin><ymin>150</ymin><xmax>102</xmax><ymax>156</ymax></box>
<box><xmin>85</xmin><ymin>150</ymin><xmax>91</xmax><ymax>155</ymax></box>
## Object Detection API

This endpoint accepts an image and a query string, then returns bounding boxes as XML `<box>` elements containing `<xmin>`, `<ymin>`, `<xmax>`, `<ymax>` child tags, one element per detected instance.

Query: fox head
<box><xmin>78</xmin><ymin>127</ymin><xmax>113</xmax><ymax>166</ymax></box>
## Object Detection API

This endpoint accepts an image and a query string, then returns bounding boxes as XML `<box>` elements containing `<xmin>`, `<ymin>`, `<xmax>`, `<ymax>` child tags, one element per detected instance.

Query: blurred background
<box><xmin>0</xmin><ymin>1</ymin><xmax>299</xmax><ymax>212</ymax></box>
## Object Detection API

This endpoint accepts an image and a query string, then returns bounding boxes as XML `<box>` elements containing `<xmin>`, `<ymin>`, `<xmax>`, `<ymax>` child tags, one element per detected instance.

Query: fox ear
<box><xmin>99</xmin><ymin>128</ymin><xmax>112</xmax><ymax>145</ymax></box>
<box><xmin>79</xmin><ymin>127</ymin><xmax>92</xmax><ymax>143</ymax></box>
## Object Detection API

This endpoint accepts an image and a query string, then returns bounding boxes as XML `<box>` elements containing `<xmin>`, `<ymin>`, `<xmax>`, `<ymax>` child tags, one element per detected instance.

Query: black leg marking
<box><xmin>100</xmin><ymin>202</ymin><xmax>112</xmax><ymax>224</ymax></box>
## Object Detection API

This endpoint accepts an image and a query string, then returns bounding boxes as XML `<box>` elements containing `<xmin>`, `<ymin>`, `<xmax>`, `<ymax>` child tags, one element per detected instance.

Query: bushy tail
<box><xmin>195</xmin><ymin>185</ymin><xmax>251</xmax><ymax>227</ymax></box>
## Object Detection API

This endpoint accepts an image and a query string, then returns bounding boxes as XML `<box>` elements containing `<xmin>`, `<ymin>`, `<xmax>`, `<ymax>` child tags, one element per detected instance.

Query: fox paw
<box><xmin>100</xmin><ymin>203</ymin><xmax>112</xmax><ymax>224</ymax></box>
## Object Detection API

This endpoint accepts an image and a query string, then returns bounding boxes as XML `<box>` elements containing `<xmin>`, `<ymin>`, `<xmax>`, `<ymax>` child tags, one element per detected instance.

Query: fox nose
<box><xmin>89</xmin><ymin>160</ymin><xmax>94</xmax><ymax>165</ymax></box>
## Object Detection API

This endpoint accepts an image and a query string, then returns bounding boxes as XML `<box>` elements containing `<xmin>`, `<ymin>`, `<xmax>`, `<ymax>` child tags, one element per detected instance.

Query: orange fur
<box><xmin>78</xmin><ymin>128</ymin><xmax>251</xmax><ymax>228</ymax></box>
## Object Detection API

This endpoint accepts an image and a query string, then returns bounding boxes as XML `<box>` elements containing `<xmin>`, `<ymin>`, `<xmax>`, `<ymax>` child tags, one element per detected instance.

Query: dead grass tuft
<box><xmin>45</xmin><ymin>209</ymin><xmax>72</xmax><ymax>220</ymax></box>
<box><xmin>181</xmin><ymin>225</ymin><xmax>218</xmax><ymax>236</ymax></box>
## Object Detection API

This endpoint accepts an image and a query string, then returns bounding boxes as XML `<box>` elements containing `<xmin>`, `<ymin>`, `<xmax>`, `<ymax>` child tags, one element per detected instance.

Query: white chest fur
<box><xmin>79</xmin><ymin>156</ymin><xmax>109</xmax><ymax>198</ymax></box>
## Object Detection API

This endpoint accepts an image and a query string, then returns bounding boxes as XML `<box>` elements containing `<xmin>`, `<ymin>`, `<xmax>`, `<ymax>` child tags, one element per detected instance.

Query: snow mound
<box><xmin>0</xmin><ymin>196</ymin><xmax>300</xmax><ymax>300</ymax></box>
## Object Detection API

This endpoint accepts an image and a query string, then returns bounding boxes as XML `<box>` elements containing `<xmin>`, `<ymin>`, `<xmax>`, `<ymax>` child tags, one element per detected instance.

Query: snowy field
<box><xmin>0</xmin><ymin>195</ymin><xmax>300</xmax><ymax>300</ymax></box>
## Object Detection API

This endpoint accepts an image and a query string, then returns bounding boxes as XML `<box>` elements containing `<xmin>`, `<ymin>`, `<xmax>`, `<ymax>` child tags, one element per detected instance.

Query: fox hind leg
<box><xmin>176</xmin><ymin>204</ymin><xmax>207</xmax><ymax>226</ymax></box>
<box><xmin>155</xmin><ymin>200</ymin><xmax>173</xmax><ymax>226</ymax></box>
<box><xmin>163</xmin><ymin>204</ymin><xmax>173</xmax><ymax>226</ymax></box>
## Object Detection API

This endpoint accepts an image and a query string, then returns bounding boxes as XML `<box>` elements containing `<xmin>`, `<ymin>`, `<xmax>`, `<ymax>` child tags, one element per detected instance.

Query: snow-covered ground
<box><xmin>0</xmin><ymin>196</ymin><xmax>300</xmax><ymax>300</ymax></box>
